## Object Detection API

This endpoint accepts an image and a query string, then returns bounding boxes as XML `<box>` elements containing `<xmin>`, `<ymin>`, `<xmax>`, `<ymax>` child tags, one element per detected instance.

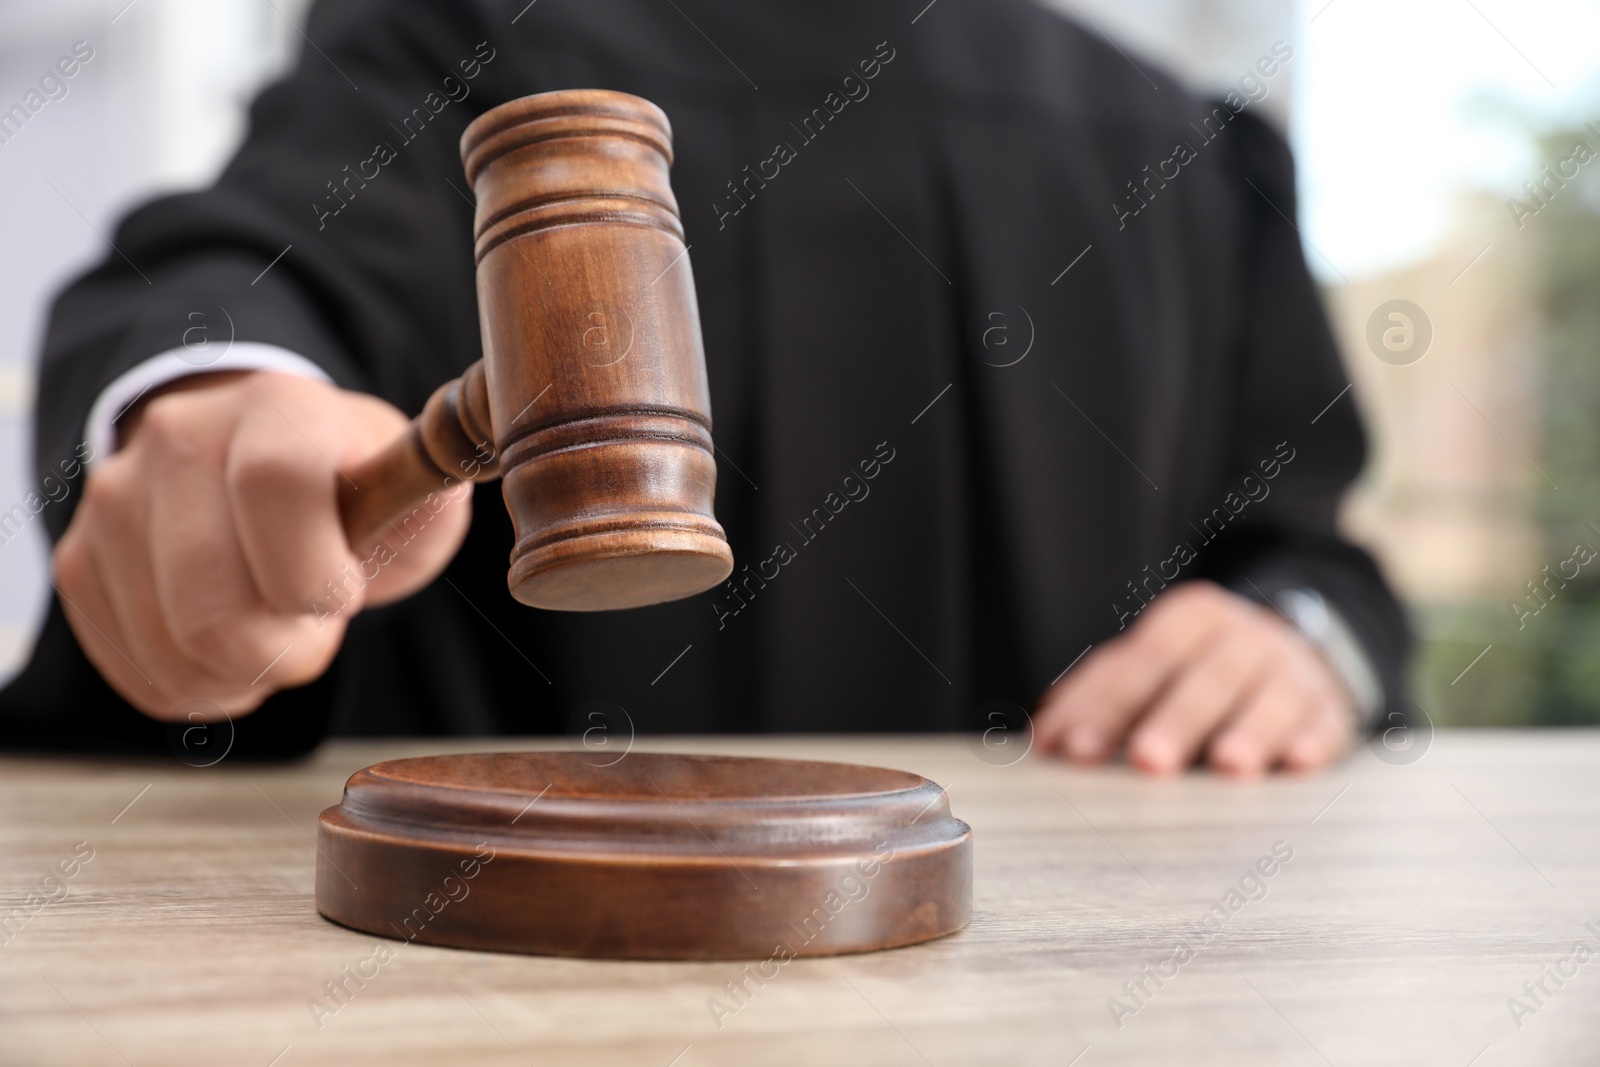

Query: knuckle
<box><xmin>167</xmin><ymin>608</ymin><xmax>255</xmax><ymax>675</ymax></box>
<box><xmin>1183</xmin><ymin>648</ymin><xmax>1254</xmax><ymax>705</ymax></box>
<box><xmin>1219</xmin><ymin>628</ymin><xmax>1266</xmax><ymax>668</ymax></box>
<box><xmin>83</xmin><ymin>487</ymin><xmax>140</xmax><ymax>541</ymax></box>
<box><xmin>1302</xmin><ymin>660</ymin><xmax>1347</xmax><ymax>701</ymax></box>
<box><xmin>78</xmin><ymin>466</ymin><xmax>125</xmax><ymax>520</ymax></box>
<box><xmin>1251</xmin><ymin>599</ymin><xmax>1295</xmax><ymax>635</ymax></box>
<box><xmin>1215</xmin><ymin>590</ymin><xmax>1261</xmax><ymax>627</ymax></box>
<box><xmin>136</xmin><ymin>397</ymin><xmax>198</xmax><ymax>455</ymax></box>
<box><xmin>52</xmin><ymin>534</ymin><xmax>90</xmax><ymax>591</ymax></box>
<box><xmin>1172</xmin><ymin>579</ymin><xmax>1226</xmax><ymax>612</ymax></box>
<box><xmin>246</xmin><ymin>370</ymin><xmax>303</xmax><ymax>404</ymax></box>
<box><xmin>226</xmin><ymin>440</ymin><xmax>317</xmax><ymax>501</ymax></box>
<box><xmin>1142</xmin><ymin>590</ymin><xmax>1189</xmax><ymax>625</ymax></box>
<box><xmin>1131</xmin><ymin>624</ymin><xmax>1185</xmax><ymax>667</ymax></box>
<box><xmin>1147</xmin><ymin>586</ymin><xmax>1228</xmax><ymax>637</ymax></box>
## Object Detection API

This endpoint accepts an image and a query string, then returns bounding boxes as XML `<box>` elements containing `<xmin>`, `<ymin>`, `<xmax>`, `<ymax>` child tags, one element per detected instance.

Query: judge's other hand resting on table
<box><xmin>1033</xmin><ymin>581</ymin><xmax>1356</xmax><ymax>777</ymax></box>
<box><xmin>51</xmin><ymin>371</ymin><xmax>472</xmax><ymax>722</ymax></box>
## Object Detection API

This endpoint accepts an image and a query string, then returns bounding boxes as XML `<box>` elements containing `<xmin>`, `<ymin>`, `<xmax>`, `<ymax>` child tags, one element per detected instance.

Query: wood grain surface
<box><xmin>1</xmin><ymin>732</ymin><xmax>1597</xmax><ymax>1066</ymax></box>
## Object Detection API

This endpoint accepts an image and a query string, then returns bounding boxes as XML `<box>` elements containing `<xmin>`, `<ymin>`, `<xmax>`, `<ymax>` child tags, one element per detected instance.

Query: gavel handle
<box><xmin>337</xmin><ymin>361</ymin><xmax>501</xmax><ymax>550</ymax></box>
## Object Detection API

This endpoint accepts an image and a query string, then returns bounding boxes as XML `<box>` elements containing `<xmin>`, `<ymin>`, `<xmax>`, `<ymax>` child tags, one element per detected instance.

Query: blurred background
<box><xmin>2</xmin><ymin>0</ymin><xmax>1598</xmax><ymax>727</ymax></box>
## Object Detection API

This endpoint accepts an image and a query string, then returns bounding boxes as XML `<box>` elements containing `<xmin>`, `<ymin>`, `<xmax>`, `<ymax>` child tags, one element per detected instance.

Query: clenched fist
<box><xmin>1033</xmin><ymin>581</ymin><xmax>1358</xmax><ymax>776</ymax></box>
<box><xmin>52</xmin><ymin>371</ymin><xmax>471</xmax><ymax>721</ymax></box>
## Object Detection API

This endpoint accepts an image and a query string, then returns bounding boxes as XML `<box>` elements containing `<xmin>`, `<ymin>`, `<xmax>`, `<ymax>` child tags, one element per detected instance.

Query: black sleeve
<box><xmin>3</xmin><ymin>0</ymin><xmax>504</xmax><ymax>754</ymax></box>
<box><xmin>1196</xmin><ymin>108</ymin><xmax>1413</xmax><ymax>727</ymax></box>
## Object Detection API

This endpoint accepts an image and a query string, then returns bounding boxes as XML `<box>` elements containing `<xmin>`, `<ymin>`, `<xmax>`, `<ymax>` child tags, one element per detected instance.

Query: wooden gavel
<box><xmin>335</xmin><ymin>90</ymin><xmax>733</xmax><ymax>612</ymax></box>
<box><xmin>314</xmin><ymin>100</ymin><xmax>974</xmax><ymax>955</ymax></box>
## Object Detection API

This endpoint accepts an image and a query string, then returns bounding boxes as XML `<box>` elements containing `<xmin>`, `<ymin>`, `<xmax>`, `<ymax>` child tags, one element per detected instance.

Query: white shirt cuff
<box><xmin>84</xmin><ymin>343</ymin><xmax>333</xmax><ymax>467</ymax></box>
<box><xmin>1272</xmin><ymin>587</ymin><xmax>1385</xmax><ymax>728</ymax></box>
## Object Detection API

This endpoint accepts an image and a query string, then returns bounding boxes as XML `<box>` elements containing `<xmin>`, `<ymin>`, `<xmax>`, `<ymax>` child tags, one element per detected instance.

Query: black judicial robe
<box><xmin>1</xmin><ymin>0</ymin><xmax>1411</xmax><ymax>756</ymax></box>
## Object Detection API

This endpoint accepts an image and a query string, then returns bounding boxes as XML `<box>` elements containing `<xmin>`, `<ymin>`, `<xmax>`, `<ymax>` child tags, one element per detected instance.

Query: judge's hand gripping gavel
<box><xmin>53</xmin><ymin>91</ymin><xmax>734</xmax><ymax>720</ymax></box>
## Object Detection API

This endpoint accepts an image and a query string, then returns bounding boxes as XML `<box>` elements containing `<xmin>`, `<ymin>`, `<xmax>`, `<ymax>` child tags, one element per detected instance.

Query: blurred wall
<box><xmin>1301</xmin><ymin>0</ymin><xmax>1600</xmax><ymax>722</ymax></box>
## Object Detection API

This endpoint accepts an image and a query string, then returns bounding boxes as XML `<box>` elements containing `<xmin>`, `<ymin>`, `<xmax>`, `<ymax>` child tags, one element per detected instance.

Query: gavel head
<box><xmin>459</xmin><ymin>91</ymin><xmax>734</xmax><ymax>612</ymax></box>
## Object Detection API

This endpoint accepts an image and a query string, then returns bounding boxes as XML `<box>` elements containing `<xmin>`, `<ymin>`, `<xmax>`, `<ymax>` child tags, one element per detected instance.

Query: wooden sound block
<box><xmin>315</xmin><ymin>752</ymin><xmax>972</xmax><ymax>959</ymax></box>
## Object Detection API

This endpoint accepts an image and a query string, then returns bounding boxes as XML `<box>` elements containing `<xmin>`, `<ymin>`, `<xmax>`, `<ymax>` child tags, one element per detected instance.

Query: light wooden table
<box><xmin>1</xmin><ymin>731</ymin><xmax>1596</xmax><ymax>1066</ymax></box>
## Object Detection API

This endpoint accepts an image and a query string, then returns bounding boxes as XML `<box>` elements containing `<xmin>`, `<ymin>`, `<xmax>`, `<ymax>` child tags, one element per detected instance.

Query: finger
<box><xmin>1030</xmin><ymin>669</ymin><xmax>1080</xmax><ymax>755</ymax></box>
<box><xmin>1072</xmin><ymin>584</ymin><xmax>1254</xmax><ymax>759</ymax></box>
<box><xmin>1033</xmin><ymin>643</ymin><xmax>1169</xmax><ymax>763</ymax></box>
<box><xmin>52</xmin><ymin>524</ymin><xmax>167</xmax><ymax>715</ymax></box>
<box><xmin>1036</xmin><ymin>583</ymin><xmax>1240</xmax><ymax>763</ymax></box>
<box><xmin>336</xmin><ymin>388</ymin><xmax>474</xmax><ymax>607</ymax></box>
<box><xmin>74</xmin><ymin>457</ymin><xmax>229</xmax><ymax>706</ymax></box>
<box><xmin>1281</xmin><ymin>694</ymin><xmax>1359</xmax><ymax>773</ymax></box>
<box><xmin>227</xmin><ymin>382</ymin><xmax>368</xmax><ymax>615</ymax></box>
<box><xmin>1032</xmin><ymin>645</ymin><xmax>1112</xmax><ymax>756</ymax></box>
<box><xmin>1036</xmin><ymin>625</ymin><xmax>1212</xmax><ymax>763</ymax></box>
<box><xmin>1206</xmin><ymin>671</ymin><xmax>1316</xmax><ymax>778</ymax></box>
<box><xmin>357</xmin><ymin>481</ymin><xmax>474</xmax><ymax>607</ymax></box>
<box><xmin>1127</xmin><ymin>626</ymin><xmax>1274</xmax><ymax>775</ymax></box>
<box><xmin>149</xmin><ymin>416</ymin><xmax>344</xmax><ymax>692</ymax></box>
